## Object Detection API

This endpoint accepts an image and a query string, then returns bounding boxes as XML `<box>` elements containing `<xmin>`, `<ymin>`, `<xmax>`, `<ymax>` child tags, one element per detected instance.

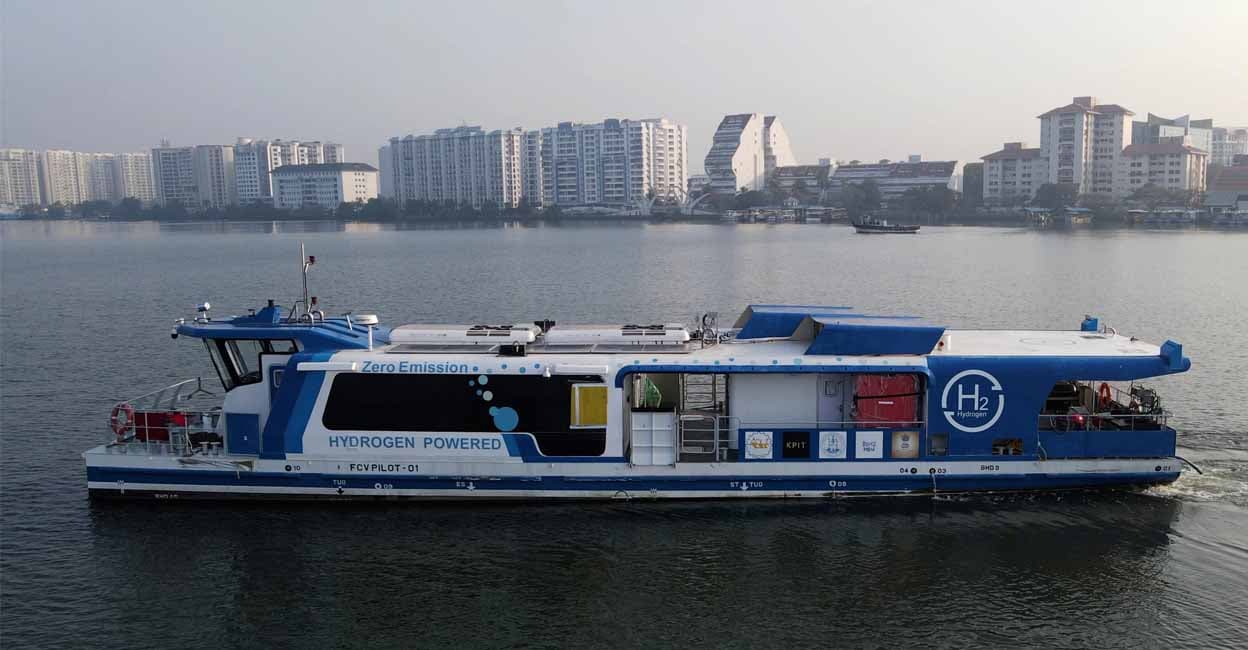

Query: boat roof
<box><xmin>175</xmin><ymin>303</ymin><xmax>1187</xmax><ymax>372</ymax></box>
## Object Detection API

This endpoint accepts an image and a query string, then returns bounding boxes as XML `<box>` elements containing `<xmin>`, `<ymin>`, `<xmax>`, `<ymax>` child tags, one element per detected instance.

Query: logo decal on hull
<box><xmin>941</xmin><ymin>369</ymin><xmax>1005</xmax><ymax>433</ymax></box>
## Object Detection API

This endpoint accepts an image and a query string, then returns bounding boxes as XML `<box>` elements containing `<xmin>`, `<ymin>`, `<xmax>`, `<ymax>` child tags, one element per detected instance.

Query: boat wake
<box><xmin>1147</xmin><ymin>445</ymin><xmax>1248</xmax><ymax>507</ymax></box>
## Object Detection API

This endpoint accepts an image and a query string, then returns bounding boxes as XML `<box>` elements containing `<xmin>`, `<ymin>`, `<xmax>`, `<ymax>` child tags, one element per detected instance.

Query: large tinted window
<box><xmin>322</xmin><ymin>373</ymin><xmax>606</xmax><ymax>456</ymax></box>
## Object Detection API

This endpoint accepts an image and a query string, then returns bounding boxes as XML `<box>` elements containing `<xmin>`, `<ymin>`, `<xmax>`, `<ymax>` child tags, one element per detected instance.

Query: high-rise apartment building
<box><xmin>981</xmin><ymin>142</ymin><xmax>1044</xmax><ymax>204</ymax></box>
<box><xmin>81</xmin><ymin>153</ymin><xmax>118</xmax><ymax>202</ymax></box>
<box><xmin>233</xmin><ymin>139</ymin><xmax>344</xmax><ymax>204</ymax></box>
<box><xmin>388</xmin><ymin>126</ymin><xmax>525</xmax><ymax>209</ymax></box>
<box><xmin>705</xmin><ymin>113</ymin><xmax>766</xmax><ymax>194</ymax></box>
<box><xmin>377</xmin><ymin>145</ymin><xmax>395</xmax><ymax>199</ymax></box>
<box><xmin>323</xmin><ymin>142</ymin><xmax>345</xmax><ymax>163</ymax></box>
<box><xmin>152</xmin><ymin>145</ymin><xmax>198</xmax><ymax>207</ymax></box>
<box><xmin>762</xmin><ymin>116</ymin><xmax>796</xmax><ymax>180</ymax></box>
<box><xmin>531</xmin><ymin>118</ymin><xmax>688</xmax><ymax>207</ymax></box>
<box><xmin>39</xmin><ymin>150</ymin><xmax>86</xmax><ymax>205</ymax></box>
<box><xmin>113</xmin><ymin>152</ymin><xmax>156</xmax><ymax>203</ymax></box>
<box><xmin>1038</xmin><ymin>96</ymin><xmax>1133</xmax><ymax>195</ymax></box>
<box><xmin>152</xmin><ymin>144</ymin><xmax>236</xmax><ymax>208</ymax></box>
<box><xmin>0</xmin><ymin>148</ymin><xmax>43</xmax><ymax>207</ymax></box>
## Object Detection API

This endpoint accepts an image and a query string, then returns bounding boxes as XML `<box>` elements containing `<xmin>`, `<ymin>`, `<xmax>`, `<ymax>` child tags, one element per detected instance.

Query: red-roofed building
<box><xmin>1115</xmin><ymin>137</ymin><xmax>1207</xmax><ymax>199</ymax></box>
<box><xmin>981</xmin><ymin>142</ymin><xmax>1043</xmax><ymax>204</ymax></box>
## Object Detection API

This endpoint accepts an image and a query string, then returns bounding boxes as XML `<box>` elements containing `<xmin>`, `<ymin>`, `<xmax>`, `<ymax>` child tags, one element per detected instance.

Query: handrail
<box><xmin>116</xmin><ymin>377</ymin><xmax>215</xmax><ymax>411</ymax></box>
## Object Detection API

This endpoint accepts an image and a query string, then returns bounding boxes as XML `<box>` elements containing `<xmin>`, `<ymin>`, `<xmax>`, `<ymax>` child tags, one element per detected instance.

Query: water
<box><xmin>2</xmin><ymin>220</ymin><xmax>1247</xmax><ymax>648</ymax></box>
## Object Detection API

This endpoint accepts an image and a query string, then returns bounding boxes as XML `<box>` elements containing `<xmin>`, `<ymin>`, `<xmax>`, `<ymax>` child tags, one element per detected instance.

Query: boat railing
<box><xmin>107</xmin><ymin>378</ymin><xmax>225</xmax><ymax>456</ymax></box>
<box><xmin>1039</xmin><ymin>411</ymin><xmax>1170</xmax><ymax>432</ymax></box>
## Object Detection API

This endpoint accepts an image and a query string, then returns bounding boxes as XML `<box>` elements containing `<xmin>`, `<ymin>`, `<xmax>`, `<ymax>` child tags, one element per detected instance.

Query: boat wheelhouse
<box><xmin>84</xmin><ymin>253</ymin><xmax>1193</xmax><ymax>501</ymax></box>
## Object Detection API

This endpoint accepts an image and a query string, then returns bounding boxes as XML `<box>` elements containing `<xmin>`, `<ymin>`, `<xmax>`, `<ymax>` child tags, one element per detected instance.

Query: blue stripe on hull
<box><xmin>86</xmin><ymin>466</ymin><xmax>1180</xmax><ymax>499</ymax></box>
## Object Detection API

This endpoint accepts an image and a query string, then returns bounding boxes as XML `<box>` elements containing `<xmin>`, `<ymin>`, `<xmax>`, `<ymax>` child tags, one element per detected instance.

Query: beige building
<box><xmin>113</xmin><ymin>152</ymin><xmax>156</xmax><ymax>203</ymax></box>
<box><xmin>1038</xmin><ymin>96</ymin><xmax>1133</xmax><ymax>195</ymax></box>
<box><xmin>39</xmin><ymin>150</ymin><xmax>86</xmax><ymax>204</ymax></box>
<box><xmin>1115</xmin><ymin>138</ymin><xmax>1207</xmax><ymax>199</ymax></box>
<box><xmin>272</xmin><ymin>163</ymin><xmax>378</xmax><ymax>210</ymax></box>
<box><xmin>152</xmin><ymin>144</ymin><xmax>236</xmax><ymax>209</ymax></box>
<box><xmin>529</xmin><ymin>117</ymin><xmax>688</xmax><ymax>207</ymax></box>
<box><xmin>981</xmin><ymin>142</ymin><xmax>1044</xmax><ymax>204</ymax></box>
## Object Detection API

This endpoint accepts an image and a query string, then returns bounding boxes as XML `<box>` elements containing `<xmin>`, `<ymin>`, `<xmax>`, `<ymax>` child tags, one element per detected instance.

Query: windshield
<box><xmin>203</xmin><ymin>338</ymin><xmax>297</xmax><ymax>391</ymax></box>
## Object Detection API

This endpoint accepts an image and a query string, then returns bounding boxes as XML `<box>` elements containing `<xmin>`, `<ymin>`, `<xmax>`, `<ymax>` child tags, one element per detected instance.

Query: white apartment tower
<box><xmin>39</xmin><ymin>150</ymin><xmax>86</xmax><ymax>204</ymax></box>
<box><xmin>705</xmin><ymin>113</ymin><xmax>766</xmax><ymax>194</ymax></box>
<box><xmin>0</xmin><ymin>148</ymin><xmax>43</xmax><ymax>207</ymax></box>
<box><xmin>532</xmin><ymin>118</ymin><xmax>688</xmax><ymax>207</ymax></box>
<box><xmin>81</xmin><ymin>153</ymin><xmax>118</xmax><ymax>202</ymax></box>
<box><xmin>152</xmin><ymin>144</ymin><xmax>236</xmax><ymax>208</ymax></box>
<box><xmin>388</xmin><ymin>126</ymin><xmax>525</xmax><ymax>209</ymax></box>
<box><xmin>1037</xmin><ymin>96</ymin><xmax>1133</xmax><ymax>195</ymax></box>
<box><xmin>113</xmin><ymin>153</ymin><xmax>156</xmax><ymax>203</ymax></box>
<box><xmin>377</xmin><ymin>145</ymin><xmax>395</xmax><ymax>199</ymax></box>
<box><xmin>762</xmin><ymin>116</ymin><xmax>796</xmax><ymax>180</ymax></box>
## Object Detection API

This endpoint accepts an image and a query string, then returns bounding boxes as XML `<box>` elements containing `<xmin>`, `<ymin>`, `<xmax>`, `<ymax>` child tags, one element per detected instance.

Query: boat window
<box><xmin>570</xmin><ymin>383</ymin><xmax>609</xmax><ymax>428</ymax></box>
<box><xmin>928</xmin><ymin>433</ymin><xmax>948</xmax><ymax>456</ymax></box>
<box><xmin>322</xmin><ymin>373</ymin><xmax>607</xmax><ymax>456</ymax></box>
<box><xmin>992</xmin><ymin>438</ymin><xmax>1023</xmax><ymax>456</ymax></box>
<box><xmin>204</xmin><ymin>338</ymin><xmax>297</xmax><ymax>391</ymax></box>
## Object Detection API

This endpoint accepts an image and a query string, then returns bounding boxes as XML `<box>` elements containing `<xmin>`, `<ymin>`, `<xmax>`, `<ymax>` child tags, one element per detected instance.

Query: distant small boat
<box><xmin>853</xmin><ymin>218</ymin><xmax>920</xmax><ymax>234</ymax></box>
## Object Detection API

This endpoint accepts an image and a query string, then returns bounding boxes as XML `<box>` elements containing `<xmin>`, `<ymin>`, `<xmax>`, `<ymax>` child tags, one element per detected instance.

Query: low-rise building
<box><xmin>981</xmin><ymin>142</ymin><xmax>1043</xmax><ymax>204</ymax></box>
<box><xmin>827</xmin><ymin>158</ymin><xmax>958</xmax><ymax>203</ymax></box>
<box><xmin>771</xmin><ymin>164</ymin><xmax>830</xmax><ymax>193</ymax></box>
<box><xmin>1115</xmin><ymin>137</ymin><xmax>1207</xmax><ymax>199</ymax></box>
<box><xmin>272</xmin><ymin>162</ymin><xmax>378</xmax><ymax>210</ymax></box>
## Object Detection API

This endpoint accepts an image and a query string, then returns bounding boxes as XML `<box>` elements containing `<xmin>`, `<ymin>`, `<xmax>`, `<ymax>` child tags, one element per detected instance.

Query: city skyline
<box><xmin>3</xmin><ymin>1</ymin><xmax>1246</xmax><ymax>173</ymax></box>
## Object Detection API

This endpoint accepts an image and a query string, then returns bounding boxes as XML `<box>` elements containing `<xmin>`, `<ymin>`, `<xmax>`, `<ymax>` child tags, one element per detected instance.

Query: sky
<box><xmin>2</xmin><ymin>0</ymin><xmax>1246</xmax><ymax>172</ymax></box>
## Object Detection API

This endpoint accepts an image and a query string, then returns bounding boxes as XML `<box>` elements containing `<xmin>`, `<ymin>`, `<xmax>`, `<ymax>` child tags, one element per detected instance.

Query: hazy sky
<box><xmin>3</xmin><ymin>1</ymin><xmax>1246</xmax><ymax>171</ymax></box>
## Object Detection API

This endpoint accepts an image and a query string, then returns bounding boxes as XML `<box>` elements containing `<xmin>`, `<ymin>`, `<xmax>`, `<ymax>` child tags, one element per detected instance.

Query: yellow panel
<box><xmin>571</xmin><ymin>384</ymin><xmax>609</xmax><ymax>428</ymax></box>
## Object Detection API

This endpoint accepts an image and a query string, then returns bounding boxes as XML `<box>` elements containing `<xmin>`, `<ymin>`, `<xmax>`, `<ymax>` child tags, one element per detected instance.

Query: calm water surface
<box><xmin>2</xmin><ymin>220</ymin><xmax>1247</xmax><ymax>648</ymax></box>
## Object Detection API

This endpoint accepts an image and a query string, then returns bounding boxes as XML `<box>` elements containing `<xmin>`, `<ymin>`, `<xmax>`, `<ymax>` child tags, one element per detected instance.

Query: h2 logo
<box><xmin>941</xmin><ymin>369</ymin><xmax>1005</xmax><ymax>433</ymax></box>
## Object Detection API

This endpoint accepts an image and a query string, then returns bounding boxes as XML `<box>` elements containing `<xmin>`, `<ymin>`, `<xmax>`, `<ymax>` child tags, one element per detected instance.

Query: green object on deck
<box><xmin>642</xmin><ymin>377</ymin><xmax>662</xmax><ymax>408</ymax></box>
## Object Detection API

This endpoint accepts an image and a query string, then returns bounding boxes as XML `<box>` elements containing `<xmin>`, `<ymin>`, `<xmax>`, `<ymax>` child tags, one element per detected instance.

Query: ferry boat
<box><xmin>84</xmin><ymin>249</ymin><xmax>1192</xmax><ymax>501</ymax></box>
<box><xmin>853</xmin><ymin>218</ymin><xmax>920</xmax><ymax>234</ymax></box>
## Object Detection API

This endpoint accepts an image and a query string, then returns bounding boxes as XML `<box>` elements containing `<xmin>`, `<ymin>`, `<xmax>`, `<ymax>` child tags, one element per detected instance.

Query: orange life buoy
<box><xmin>110</xmin><ymin>403</ymin><xmax>135</xmax><ymax>440</ymax></box>
<box><xmin>1098</xmin><ymin>382</ymin><xmax>1113</xmax><ymax>408</ymax></box>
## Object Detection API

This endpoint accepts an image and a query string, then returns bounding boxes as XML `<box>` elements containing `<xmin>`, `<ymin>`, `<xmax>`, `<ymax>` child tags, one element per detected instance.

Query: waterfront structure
<box><xmin>152</xmin><ymin>144</ymin><xmax>236</xmax><ymax>209</ymax></box>
<box><xmin>1115</xmin><ymin>137</ymin><xmax>1208</xmax><ymax>199</ymax></box>
<box><xmin>981</xmin><ymin>142</ymin><xmax>1044</xmax><ymax>204</ymax></box>
<box><xmin>704</xmin><ymin>113</ymin><xmax>766</xmax><ymax>194</ymax></box>
<box><xmin>81</xmin><ymin>153</ymin><xmax>118</xmax><ymax>202</ymax></box>
<box><xmin>961</xmin><ymin>162</ymin><xmax>983</xmax><ymax>207</ymax></box>
<box><xmin>234</xmin><ymin>139</ymin><xmax>345</xmax><ymax>204</ymax></box>
<box><xmin>1038</xmin><ymin>96</ymin><xmax>1133</xmax><ymax>196</ymax></box>
<box><xmin>192</xmin><ymin>145</ymin><xmax>236</xmax><ymax>209</ymax></box>
<box><xmin>377</xmin><ymin>145</ymin><xmax>394</xmax><ymax>199</ymax></box>
<box><xmin>1211</xmin><ymin>127</ymin><xmax>1248</xmax><ymax>167</ymax></box>
<box><xmin>112</xmin><ymin>153</ymin><xmax>156</xmax><ymax>203</ymax></box>
<box><xmin>38</xmin><ymin>150</ymin><xmax>88</xmax><ymax>205</ymax></box>
<box><xmin>0</xmin><ymin>148</ymin><xmax>43</xmax><ymax>207</ymax></box>
<box><xmin>271</xmin><ymin>163</ymin><xmax>378</xmax><ymax>210</ymax></box>
<box><xmin>388</xmin><ymin>126</ymin><xmax>525</xmax><ymax>209</ymax></box>
<box><xmin>771</xmin><ymin>165</ymin><xmax>830</xmax><ymax>194</ymax></box>
<box><xmin>1205</xmin><ymin>158</ymin><xmax>1248</xmax><ymax>211</ymax></box>
<box><xmin>531</xmin><ymin>118</ymin><xmax>688</xmax><ymax>206</ymax></box>
<box><xmin>151</xmin><ymin>145</ymin><xmax>198</xmax><ymax>207</ymax></box>
<box><xmin>687</xmin><ymin>174</ymin><xmax>711</xmax><ymax>195</ymax></box>
<box><xmin>763</xmin><ymin>116</ymin><xmax>797</xmax><ymax>180</ymax></box>
<box><xmin>827</xmin><ymin>158</ymin><xmax>958</xmax><ymax>202</ymax></box>
<box><xmin>234</xmin><ymin>139</ymin><xmax>283</xmax><ymax>205</ymax></box>
<box><xmin>1132</xmin><ymin>114</ymin><xmax>1213</xmax><ymax>155</ymax></box>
